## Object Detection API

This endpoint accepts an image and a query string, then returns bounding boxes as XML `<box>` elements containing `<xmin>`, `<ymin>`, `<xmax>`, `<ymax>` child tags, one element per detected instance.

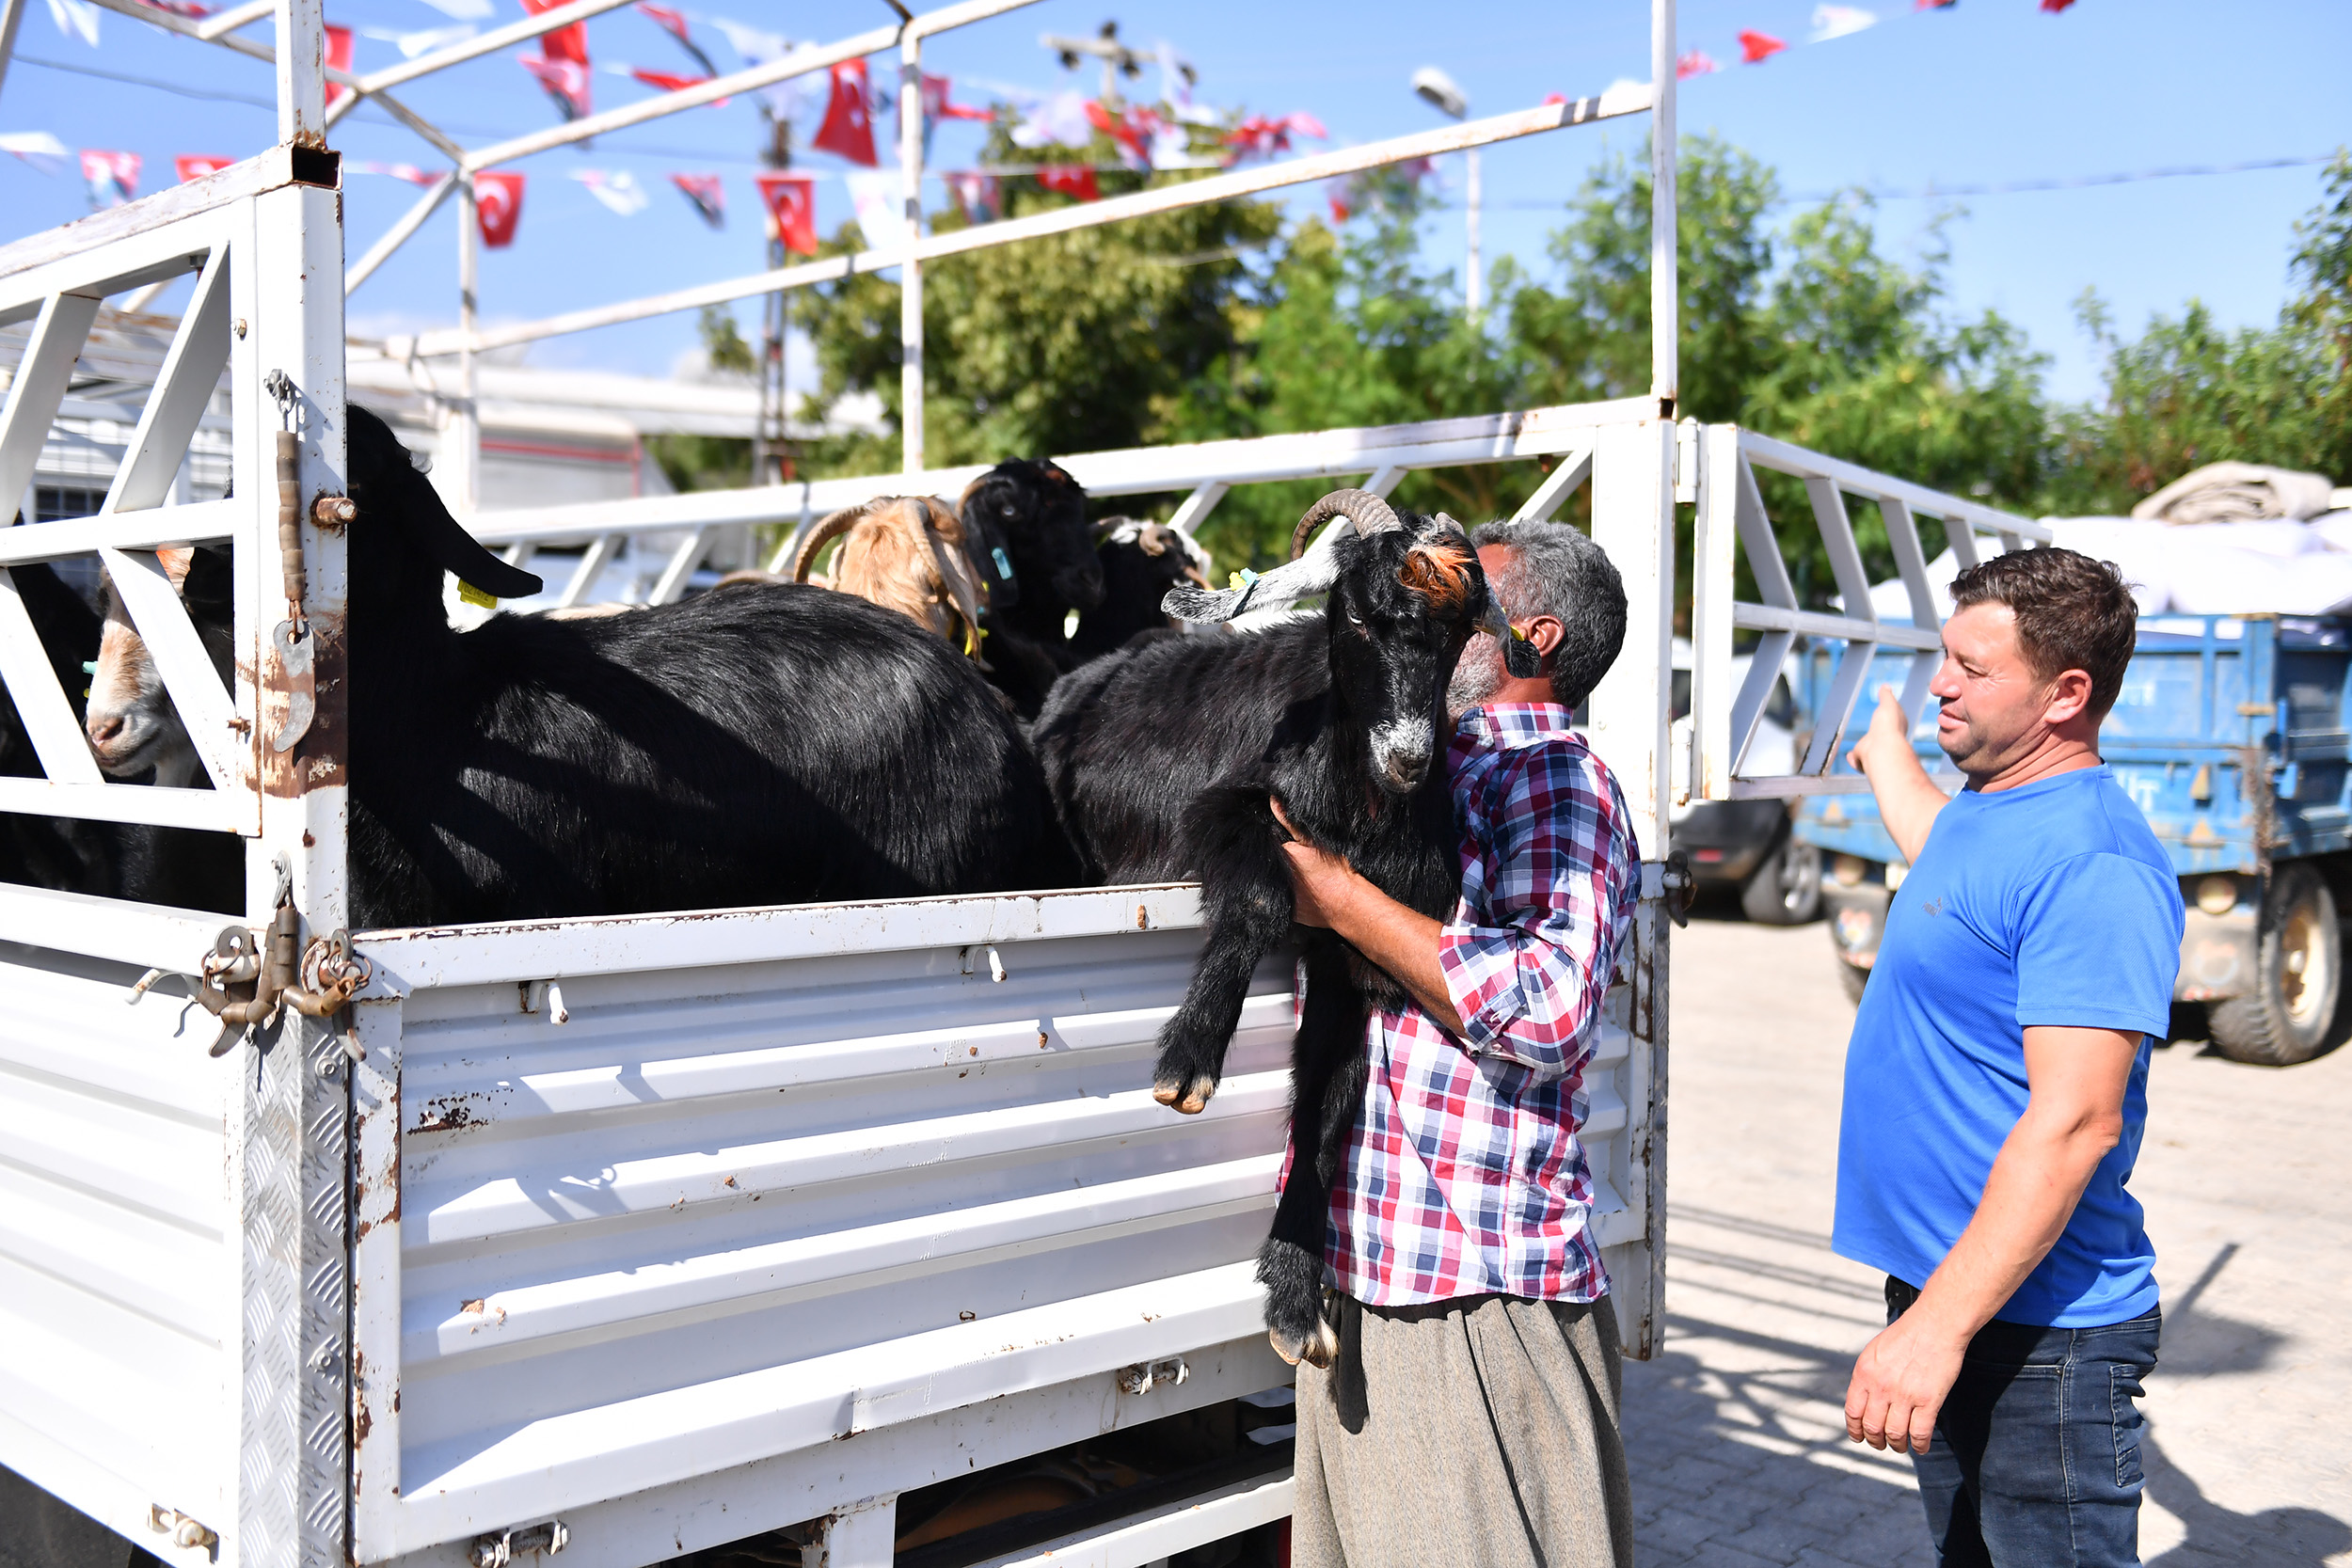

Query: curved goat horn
<box><xmin>1289</xmin><ymin>487</ymin><xmax>1405</xmax><ymax>561</ymax></box>
<box><xmin>791</xmin><ymin>501</ymin><xmax>880</xmax><ymax>582</ymax></box>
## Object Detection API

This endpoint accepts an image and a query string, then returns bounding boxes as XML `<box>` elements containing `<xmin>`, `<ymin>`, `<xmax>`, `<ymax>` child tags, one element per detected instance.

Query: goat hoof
<box><xmin>1152</xmin><ymin>1073</ymin><xmax>1216</xmax><ymax>1115</ymax></box>
<box><xmin>1267</xmin><ymin>1316</ymin><xmax>1340</xmax><ymax>1370</ymax></box>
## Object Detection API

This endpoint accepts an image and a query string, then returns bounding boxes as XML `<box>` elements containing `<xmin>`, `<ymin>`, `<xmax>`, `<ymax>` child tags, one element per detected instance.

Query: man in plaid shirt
<box><xmin>1273</xmin><ymin>520</ymin><xmax>1640</xmax><ymax>1568</ymax></box>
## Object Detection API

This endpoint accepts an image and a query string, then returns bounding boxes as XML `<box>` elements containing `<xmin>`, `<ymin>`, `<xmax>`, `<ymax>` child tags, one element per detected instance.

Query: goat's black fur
<box><xmin>1032</xmin><ymin>515</ymin><xmax>1489</xmax><ymax>1364</ymax></box>
<box><xmin>178</xmin><ymin>405</ymin><xmax>1081</xmax><ymax>927</ymax></box>
<box><xmin>961</xmin><ymin>459</ymin><xmax>1102</xmax><ymax>717</ymax></box>
<box><xmin>1070</xmin><ymin>522</ymin><xmax>1206</xmax><ymax>664</ymax></box>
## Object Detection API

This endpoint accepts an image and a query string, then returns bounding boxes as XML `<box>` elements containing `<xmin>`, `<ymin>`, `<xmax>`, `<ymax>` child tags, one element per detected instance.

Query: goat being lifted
<box><xmin>87</xmin><ymin>405</ymin><xmax>1079</xmax><ymax>927</ymax></box>
<box><xmin>1033</xmin><ymin>489</ymin><xmax>1539</xmax><ymax>1366</ymax></box>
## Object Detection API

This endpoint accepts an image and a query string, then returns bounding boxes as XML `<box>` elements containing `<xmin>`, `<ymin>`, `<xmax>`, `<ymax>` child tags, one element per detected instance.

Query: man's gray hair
<box><xmin>1472</xmin><ymin>521</ymin><xmax>1628</xmax><ymax>708</ymax></box>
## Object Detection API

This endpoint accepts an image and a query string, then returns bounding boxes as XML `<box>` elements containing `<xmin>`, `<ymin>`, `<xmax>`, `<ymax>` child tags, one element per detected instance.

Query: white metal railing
<box><xmin>453</xmin><ymin>399</ymin><xmax>1636</xmax><ymax>610</ymax></box>
<box><xmin>1688</xmin><ymin>422</ymin><xmax>2053</xmax><ymax>802</ymax></box>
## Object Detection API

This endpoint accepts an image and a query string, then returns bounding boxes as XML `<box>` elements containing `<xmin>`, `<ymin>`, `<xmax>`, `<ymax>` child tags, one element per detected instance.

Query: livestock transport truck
<box><xmin>1791</xmin><ymin>615</ymin><xmax>2352</xmax><ymax>1066</ymax></box>
<box><xmin>0</xmin><ymin>4</ymin><xmax>2058</xmax><ymax>1564</ymax></box>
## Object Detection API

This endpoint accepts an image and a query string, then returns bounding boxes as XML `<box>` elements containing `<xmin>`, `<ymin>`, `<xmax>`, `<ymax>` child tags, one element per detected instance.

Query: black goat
<box><xmin>1032</xmin><ymin>490</ymin><xmax>1539</xmax><ymax>1367</ymax></box>
<box><xmin>92</xmin><ymin>404</ymin><xmax>1079</xmax><ymax>927</ymax></box>
<box><xmin>960</xmin><ymin>459</ymin><xmax>1102</xmax><ymax>716</ymax></box>
<box><xmin>1069</xmin><ymin>517</ymin><xmax>1213</xmax><ymax>664</ymax></box>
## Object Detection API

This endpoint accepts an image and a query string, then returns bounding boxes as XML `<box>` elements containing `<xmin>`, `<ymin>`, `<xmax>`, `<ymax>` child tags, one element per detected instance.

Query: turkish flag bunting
<box><xmin>755</xmin><ymin>171</ymin><xmax>818</xmax><ymax>255</ymax></box>
<box><xmin>1035</xmin><ymin>164</ymin><xmax>1099</xmax><ymax>202</ymax></box>
<box><xmin>174</xmin><ymin>154</ymin><xmax>233</xmax><ymax>182</ymax></box>
<box><xmin>670</xmin><ymin>172</ymin><xmax>725</xmax><ymax>229</ymax></box>
<box><xmin>944</xmin><ymin>171</ymin><xmax>1001</xmax><ymax>224</ymax></box>
<box><xmin>1738</xmin><ymin>28</ymin><xmax>1788</xmax><ymax>62</ymax></box>
<box><xmin>522</xmin><ymin>0</ymin><xmax>589</xmax><ymax>67</ymax></box>
<box><xmin>522</xmin><ymin>55</ymin><xmax>593</xmax><ymax>119</ymax></box>
<box><xmin>475</xmin><ymin>170</ymin><xmax>525</xmax><ymax>247</ymax></box>
<box><xmin>812</xmin><ymin>58</ymin><xmax>877</xmax><ymax>166</ymax></box>
<box><xmin>325</xmin><ymin>24</ymin><xmax>353</xmax><ymax>108</ymax></box>
<box><xmin>80</xmin><ymin>150</ymin><xmax>140</xmax><ymax>209</ymax></box>
<box><xmin>631</xmin><ymin>68</ymin><xmax>725</xmax><ymax>104</ymax></box>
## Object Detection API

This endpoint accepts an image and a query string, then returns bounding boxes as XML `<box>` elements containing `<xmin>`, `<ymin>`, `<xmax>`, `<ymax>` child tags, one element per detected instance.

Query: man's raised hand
<box><xmin>1848</xmin><ymin>685</ymin><xmax>1915</xmax><ymax>779</ymax></box>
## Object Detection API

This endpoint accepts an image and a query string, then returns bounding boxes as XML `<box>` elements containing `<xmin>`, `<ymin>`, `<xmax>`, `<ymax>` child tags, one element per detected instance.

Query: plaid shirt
<box><xmin>1312</xmin><ymin>703</ymin><xmax>1640</xmax><ymax>1306</ymax></box>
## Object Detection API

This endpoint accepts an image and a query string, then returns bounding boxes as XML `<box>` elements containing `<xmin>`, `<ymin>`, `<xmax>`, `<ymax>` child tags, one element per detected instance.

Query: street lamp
<box><xmin>1411</xmin><ymin>65</ymin><xmax>1480</xmax><ymax>314</ymax></box>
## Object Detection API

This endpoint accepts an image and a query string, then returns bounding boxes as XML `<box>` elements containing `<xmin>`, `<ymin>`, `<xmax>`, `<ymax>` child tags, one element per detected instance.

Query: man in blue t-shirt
<box><xmin>1837</xmin><ymin>547</ymin><xmax>2183</xmax><ymax>1567</ymax></box>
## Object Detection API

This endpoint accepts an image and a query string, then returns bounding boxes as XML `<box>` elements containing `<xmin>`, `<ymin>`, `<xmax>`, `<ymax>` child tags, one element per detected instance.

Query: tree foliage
<box><xmin>788</xmin><ymin>115</ymin><xmax>1280</xmax><ymax>478</ymax></box>
<box><xmin>778</xmin><ymin>115</ymin><xmax>2351</xmax><ymax>610</ymax></box>
<box><xmin>2046</xmin><ymin>150</ymin><xmax>2352</xmax><ymax>514</ymax></box>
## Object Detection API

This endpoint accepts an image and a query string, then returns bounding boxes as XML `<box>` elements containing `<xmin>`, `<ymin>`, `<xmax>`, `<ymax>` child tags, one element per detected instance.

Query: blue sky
<box><xmin>1</xmin><ymin>0</ymin><xmax>2344</xmax><ymax>404</ymax></box>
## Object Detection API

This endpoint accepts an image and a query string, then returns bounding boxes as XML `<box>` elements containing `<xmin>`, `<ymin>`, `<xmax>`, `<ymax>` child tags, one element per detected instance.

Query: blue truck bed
<box><xmin>1788</xmin><ymin>615</ymin><xmax>2352</xmax><ymax>1057</ymax></box>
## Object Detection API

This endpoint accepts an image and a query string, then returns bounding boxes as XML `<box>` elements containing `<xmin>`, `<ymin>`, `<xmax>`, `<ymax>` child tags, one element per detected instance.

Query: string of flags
<box><xmin>1679</xmin><ymin>0</ymin><xmax>2076</xmax><ymax>79</ymax></box>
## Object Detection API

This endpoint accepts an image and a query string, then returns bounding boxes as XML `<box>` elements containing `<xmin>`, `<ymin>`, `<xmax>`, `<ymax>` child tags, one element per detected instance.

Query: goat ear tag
<box><xmin>270</xmin><ymin>619</ymin><xmax>315</xmax><ymax>754</ymax></box>
<box><xmin>457</xmin><ymin>580</ymin><xmax>499</xmax><ymax>609</ymax></box>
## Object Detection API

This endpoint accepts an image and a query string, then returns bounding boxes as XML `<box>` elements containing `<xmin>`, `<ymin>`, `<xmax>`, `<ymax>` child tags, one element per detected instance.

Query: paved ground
<box><xmin>1625</xmin><ymin>908</ymin><xmax>2352</xmax><ymax>1568</ymax></box>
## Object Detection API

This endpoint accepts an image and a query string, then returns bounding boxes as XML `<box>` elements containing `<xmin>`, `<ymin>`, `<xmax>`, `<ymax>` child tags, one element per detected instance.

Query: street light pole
<box><xmin>1409</xmin><ymin>65</ymin><xmax>1479</xmax><ymax>314</ymax></box>
<box><xmin>1465</xmin><ymin>144</ymin><xmax>1481</xmax><ymax>314</ymax></box>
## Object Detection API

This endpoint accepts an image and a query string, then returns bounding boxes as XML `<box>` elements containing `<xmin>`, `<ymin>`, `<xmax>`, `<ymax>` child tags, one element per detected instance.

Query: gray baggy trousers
<box><xmin>1292</xmin><ymin>1291</ymin><xmax>1633</xmax><ymax>1568</ymax></box>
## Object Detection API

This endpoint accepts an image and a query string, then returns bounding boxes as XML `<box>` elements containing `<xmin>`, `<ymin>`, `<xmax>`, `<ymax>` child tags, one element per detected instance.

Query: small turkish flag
<box><xmin>1035</xmin><ymin>165</ymin><xmax>1099</xmax><ymax>202</ymax></box>
<box><xmin>175</xmin><ymin>154</ymin><xmax>233</xmax><ymax>182</ymax></box>
<box><xmin>80</xmin><ymin>150</ymin><xmax>140</xmax><ymax>210</ymax></box>
<box><xmin>522</xmin><ymin>55</ymin><xmax>593</xmax><ymax>119</ymax></box>
<box><xmin>522</xmin><ymin>0</ymin><xmax>589</xmax><ymax>63</ymax></box>
<box><xmin>670</xmin><ymin>172</ymin><xmax>725</xmax><ymax>229</ymax></box>
<box><xmin>1738</xmin><ymin>28</ymin><xmax>1788</xmax><ymax>62</ymax></box>
<box><xmin>475</xmin><ymin>170</ymin><xmax>525</xmax><ymax>247</ymax></box>
<box><xmin>812</xmin><ymin>57</ymin><xmax>877</xmax><ymax>166</ymax></box>
<box><xmin>325</xmin><ymin>23</ymin><xmax>353</xmax><ymax>108</ymax></box>
<box><xmin>755</xmin><ymin>171</ymin><xmax>818</xmax><ymax>255</ymax></box>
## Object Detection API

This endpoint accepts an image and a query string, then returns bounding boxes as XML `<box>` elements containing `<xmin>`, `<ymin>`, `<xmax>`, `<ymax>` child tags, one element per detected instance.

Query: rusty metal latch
<box><xmin>1115</xmin><ymin>1356</ymin><xmax>1188</xmax><ymax>1396</ymax></box>
<box><xmin>1659</xmin><ymin>849</ymin><xmax>1695</xmax><ymax>928</ymax></box>
<box><xmin>469</xmin><ymin>1519</ymin><xmax>569</xmax><ymax>1568</ymax></box>
<box><xmin>187</xmin><ymin>859</ymin><xmax>373</xmax><ymax>1053</ymax></box>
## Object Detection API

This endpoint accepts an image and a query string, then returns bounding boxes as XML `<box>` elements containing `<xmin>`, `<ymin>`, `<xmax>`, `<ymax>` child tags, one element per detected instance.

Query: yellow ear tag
<box><xmin>457</xmin><ymin>580</ymin><xmax>499</xmax><ymax>609</ymax></box>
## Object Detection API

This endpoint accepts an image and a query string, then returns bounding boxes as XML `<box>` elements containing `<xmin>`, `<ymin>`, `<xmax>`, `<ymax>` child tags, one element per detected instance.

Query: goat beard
<box><xmin>1446</xmin><ymin>634</ymin><xmax>1507</xmax><ymax>718</ymax></box>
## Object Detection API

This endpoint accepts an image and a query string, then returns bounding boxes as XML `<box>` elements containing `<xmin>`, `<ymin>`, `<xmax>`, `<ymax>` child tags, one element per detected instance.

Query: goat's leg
<box><xmin>1256</xmin><ymin>950</ymin><xmax>1361</xmax><ymax>1369</ymax></box>
<box><xmin>1152</xmin><ymin>788</ymin><xmax>1292</xmax><ymax>1114</ymax></box>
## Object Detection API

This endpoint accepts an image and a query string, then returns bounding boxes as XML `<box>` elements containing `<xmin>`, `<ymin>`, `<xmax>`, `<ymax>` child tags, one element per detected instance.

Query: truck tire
<box><xmin>1740</xmin><ymin>828</ymin><xmax>1822</xmax><ymax>926</ymax></box>
<box><xmin>2208</xmin><ymin>863</ymin><xmax>2342</xmax><ymax>1066</ymax></box>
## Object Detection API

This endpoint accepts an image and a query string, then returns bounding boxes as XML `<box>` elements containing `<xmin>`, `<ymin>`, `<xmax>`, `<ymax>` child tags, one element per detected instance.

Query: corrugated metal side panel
<box><xmin>356</xmin><ymin>895</ymin><xmax>1284</xmax><ymax>1559</ymax></box>
<box><xmin>0</xmin><ymin>938</ymin><xmax>235</xmax><ymax>1533</ymax></box>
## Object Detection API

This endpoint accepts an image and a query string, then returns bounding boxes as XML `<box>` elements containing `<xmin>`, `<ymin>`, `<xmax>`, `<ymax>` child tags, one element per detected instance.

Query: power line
<box><xmin>1470</xmin><ymin>153</ymin><xmax>2341</xmax><ymax>210</ymax></box>
<box><xmin>8</xmin><ymin>52</ymin><xmax>771</xmax><ymax>165</ymax></box>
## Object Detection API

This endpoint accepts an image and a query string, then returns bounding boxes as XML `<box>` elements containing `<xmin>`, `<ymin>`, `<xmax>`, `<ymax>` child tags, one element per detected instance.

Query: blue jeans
<box><xmin>1885</xmin><ymin>1276</ymin><xmax>2161</xmax><ymax>1568</ymax></box>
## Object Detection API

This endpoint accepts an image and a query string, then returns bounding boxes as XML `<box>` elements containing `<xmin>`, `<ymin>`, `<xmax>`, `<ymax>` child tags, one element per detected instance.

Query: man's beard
<box><xmin>1446</xmin><ymin>636</ymin><xmax>1505</xmax><ymax>717</ymax></box>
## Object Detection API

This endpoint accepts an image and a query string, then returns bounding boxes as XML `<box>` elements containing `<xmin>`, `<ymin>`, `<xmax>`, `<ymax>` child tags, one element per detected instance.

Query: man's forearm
<box><xmin>1905</xmin><ymin>1105</ymin><xmax>2119</xmax><ymax>1341</ymax></box>
<box><xmin>1863</xmin><ymin>738</ymin><xmax>1949</xmax><ymax>865</ymax></box>
<box><xmin>1322</xmin><ymin>874</ymin><xmax>1464</xmax><ymax>1033</ymax></box>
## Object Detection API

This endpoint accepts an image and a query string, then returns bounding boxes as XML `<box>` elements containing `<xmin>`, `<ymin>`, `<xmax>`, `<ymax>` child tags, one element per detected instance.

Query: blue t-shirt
<box><xmin>1833</xmin><ymin>765</ymin><xmax>2184</xmax><ymax>1327</ymax></box>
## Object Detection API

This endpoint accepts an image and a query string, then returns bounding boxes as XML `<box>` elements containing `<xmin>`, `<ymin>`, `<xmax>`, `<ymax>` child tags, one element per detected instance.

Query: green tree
<box><xmin>646</xmin><ymin>305</ymin><xmax>755</xmax><ymax>492</ymax></box>
<box><xmin>788</xmin><ymin>109</ymin><xmax>1281</xmax><ymax>478</ymax></box>
<box><xmin>1167</xmin><ymin>169</ymin><xmax>1530</xmax><ymax>567</ymax></box>
<box><xmin>2045</xmin><ymin>150</ymin><xmax>2352</xmax><ymax>513</ymax></box>
<box><xmin>1503</xmin><ymin>135</ymin><xmax>2054</xmax><ymax>606</ymax></box>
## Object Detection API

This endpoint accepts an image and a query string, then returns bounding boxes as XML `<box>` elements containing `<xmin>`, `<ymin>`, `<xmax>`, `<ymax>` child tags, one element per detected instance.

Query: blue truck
<box><xmin>1790</xmin><ymin>613</ymin><xmax>2352</xmax><ymax>1065</ymax></box>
